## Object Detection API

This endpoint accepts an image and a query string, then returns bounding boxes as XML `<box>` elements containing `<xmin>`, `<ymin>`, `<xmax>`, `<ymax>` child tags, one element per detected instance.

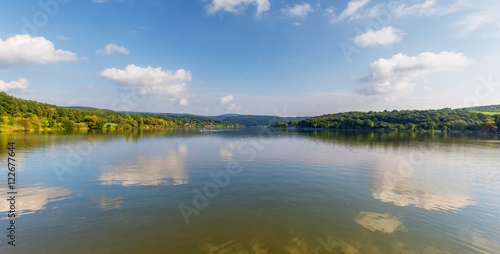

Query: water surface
<box><xmin>0</xmin><ymin>129</ymin><xmax>499</xmax><ymax>253</ymax></box>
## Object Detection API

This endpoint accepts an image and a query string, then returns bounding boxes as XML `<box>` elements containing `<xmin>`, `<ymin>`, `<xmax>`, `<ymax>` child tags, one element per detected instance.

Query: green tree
<box><xmin>18</xmin><ymin>118</ymin><xmax>31</xmax><ymax>131</ymax></box>
<box><xmin>84</xmin><ymin>115</ymin><xmax>103</xmax><ymax>129</ymax></box>
<box><xmin>62</xmin><ymin>119</ymin><xmax>77</xmax><ymax>131</ymax></box>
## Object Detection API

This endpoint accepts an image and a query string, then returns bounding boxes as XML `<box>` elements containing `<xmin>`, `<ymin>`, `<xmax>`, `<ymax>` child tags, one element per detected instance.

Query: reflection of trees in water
<box><xmin>0</xmin><ymin>128</ymin><xmax>205</xmax><ymax>156</ymax></box>
<box><xmin>299</xmin><ymin>130</ymin><xmax>499</xmax><ymax>149</ymax></box>
<box><xmin>3</xmin><ymin>129</ymin><xmax>496</xmax><ymax>156</ymax></box>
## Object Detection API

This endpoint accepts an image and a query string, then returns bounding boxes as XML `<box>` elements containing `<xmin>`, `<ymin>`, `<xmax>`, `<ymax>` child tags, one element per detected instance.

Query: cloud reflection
<box><xmin>0</xmin><ymin>185</ymin><xmax>71</xmax><ymax>217</ymax></box>
<box><xmin>98</xmin><ymin>146</ymin><xmax>188</xmax><ymax>186</ymax></box>
<box><xmin>220</xmin><ymin>141</ymin><xmax>238</xmax><ymax>161</ymax></box>
<box><xmin>354</xmin><ymin>211</ymin><xmax>406</xmax><ymax>234</ymax></box>
<box><xmin>99</xmin><ymin>196</ymin><xmax>124</xmax><ymax>210</ymax></box>
<box><xmin>372</xmin><ymin>153</ymin><xmax>475</xmax><ymax>212</ymax></box>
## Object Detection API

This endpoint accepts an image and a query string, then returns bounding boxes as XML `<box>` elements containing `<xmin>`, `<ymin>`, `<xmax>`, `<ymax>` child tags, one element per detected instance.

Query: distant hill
<box><xmin>66</xmin><ymin>106</ymin><xmax>100</xmax><ymax>110</ymax></box>
<box><xmin>205</xmin><ymin>114</ymin><xmax>241</xmax><ymax>121</ymax></box>
<box><xmin>115</xmin><ymin>112</ymin><xmax>310</xmax><ymax>126</ymax></box>
<box><xmin>462</xmin><ymin>104</ymin><xmax>500</xmax><ymax>113</ymax></box>
<box><xmin>222</xmin><ymin>115</ymin><xmax>310</xmax><ymax>126</ymax></box>
<box><xmin>120</xmin><ymin>111</ymin><xmax>201</xmax><ymax>117</ymax></box>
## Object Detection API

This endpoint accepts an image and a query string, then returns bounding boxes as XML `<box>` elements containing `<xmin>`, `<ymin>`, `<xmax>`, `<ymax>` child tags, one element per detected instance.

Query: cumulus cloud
<box><xmin>282</xmin><ymin>3</ymin><xmax>313</xmax><ymax>18</ymax></box>
<box><xmin>332</xmin><ymin>0</ymin><xmax>370</xmax><ymax>23</ymax></box>
<box><xmin>220</xmin><ymin>95</ymin><xmax>234</xmax><ymax>104</ymax></box>
<box><xmin>96</xmin><ymin>43</ymin><xmax>130</xmax><ymax>55</ymax></box>
<box><xmin>205</xmin><ymin>0</ymin><xmax>270</xmax><ymax>17</ymax></box>
<box><xmin>360</xmin><ymin>51</ymin><xmax>472</xmax><ymax>97</ymax></box>
<box><xmin>0</xmin><ymin>78</ymin><xmax>28</xmax><ymax>92</ymax></box>
<box><xmin>353</xmin><ymin>26</ymin><xmax>405</xmax><ymax>47</ymax></box>
<box><xmin>99</xmin><ymin>64</ymin><xmax>191</xmax><ymax>100</ymax></box>
<box><xmin>0</xmin><ymin>34</ymin><xmax>77</xmax><ymax>68</ymax></box>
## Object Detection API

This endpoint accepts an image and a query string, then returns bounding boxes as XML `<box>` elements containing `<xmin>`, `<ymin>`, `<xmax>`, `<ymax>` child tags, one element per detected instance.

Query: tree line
<box><xmin>272</xmin><ymin>108</ymin><xmax>500</xmax><ymax>133</ymax></box>
<box><xmin>0</xmin><ymin>92</ymin><xmax>234</xmax><ymax>131</ymax></box>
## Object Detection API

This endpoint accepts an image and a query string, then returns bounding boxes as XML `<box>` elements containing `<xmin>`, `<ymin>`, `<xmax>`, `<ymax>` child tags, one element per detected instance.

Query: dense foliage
<box><xmin>0</xmin><ymin>92</ymin><xmax>233</xmax><ymax>131</ymax></box>
<box><xmin>273</xmin><ymin>108</ymin><xmax>500</xmax><ymax>133</ymax></box>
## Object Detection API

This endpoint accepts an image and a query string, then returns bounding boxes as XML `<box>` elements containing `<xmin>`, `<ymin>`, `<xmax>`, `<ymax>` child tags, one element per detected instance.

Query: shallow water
<box><xmin>0</xmin><ymin>129</ymin><xmax>499</xmax><ymax>253</ymax></box>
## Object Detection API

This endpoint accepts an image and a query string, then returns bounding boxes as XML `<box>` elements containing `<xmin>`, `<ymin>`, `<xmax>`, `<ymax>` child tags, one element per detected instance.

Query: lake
<box><xmin>0</xmin><ymin>129</ymin><xmax>499</xmax><ymax>253</ymax></box>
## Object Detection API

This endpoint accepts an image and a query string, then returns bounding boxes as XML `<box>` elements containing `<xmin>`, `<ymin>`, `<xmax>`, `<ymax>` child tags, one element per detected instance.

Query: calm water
<box><xmin>0</xmin><ymin>129</ymin><xmax>499</xmax><ymax>253</ymax></box>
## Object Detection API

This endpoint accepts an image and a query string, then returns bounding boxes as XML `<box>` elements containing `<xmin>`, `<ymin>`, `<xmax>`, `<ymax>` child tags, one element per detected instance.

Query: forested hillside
<box><xmin>273</xmin><ymin>108</ymin><xmax>500</xmax><ymax>132</ymax></box>
<box><xmin>0</xmin><ymin>92</ymin><xmax>233</xmax><ymax>131</ymax></box>
<box><xmin>463</xmin><ymin>104</ymin><xmax>500</xmax><ymax>113</ymax></box>
<box><xmin>222</xmin><ymin>115</ymin><xmax>310</xmax><ymax>126</ymax></box>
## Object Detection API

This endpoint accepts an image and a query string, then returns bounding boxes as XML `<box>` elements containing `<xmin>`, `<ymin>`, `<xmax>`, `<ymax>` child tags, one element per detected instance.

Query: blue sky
<box><xmin>1</xmin><ymin>0</ymin><xmax>499</xmax><ymax>116</ymax></box>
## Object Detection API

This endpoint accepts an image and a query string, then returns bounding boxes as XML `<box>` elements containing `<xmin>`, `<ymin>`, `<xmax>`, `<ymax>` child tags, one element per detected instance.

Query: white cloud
<box><xmin>353</xmin><ymin>26</ymin><xmax>404</xmax><ymax>47</ymax></box>
<box><xmin>294</xmin><ymin>22</ymin><xmax>303</xmax><ymax>26</ymax></box>
<box><xmin>282</xmin><ymin>3</ymin><xmax>313</xmax><ymax>18</ymax></box>
<box><xmin>205</xmin><ymin>0</ymin><xmax>270</xmax><ymax>17</ymax></box>
<box><xmin>458</xmin><ymin>12</ymin><xmax>494</xmax><ymax>35</ymax></box>
<box><xmin>96</xmin><ymin>43</ymin><xmax>130</xmax><ymax>55</ymax></box>
<box><xmin>332</xmin><ymin>0</ymin><xmax>370</xmax><ymax>23</ymax></box>
<box><xmin>220</xmin><ymin>95</ymin><xmax>234</xmax><ymax>104</ymax></box>
<box><xmin>179</xmin><ymin>97</ymin><xmax>189</xmax><ymax>106</ymax></box>
<box><xmin>446</xmin><ymin>1</ymin><xmax>500</xmax><ymax>37</ymax></box>
<box><xmin>393</xmin><ymin>0</ymin><xmax>437</xmax><ymax>17</ymax></box>
<box><xmin>0</xmin><ymin>78</ymin><xmax>28</xmax><ymax>92</ymax></box>
<box><xmin>226</xmin><ymin>103</ymin><xmax>241</xmax><ymax>112</ymax></box>
<box><xmin>93</xmin><ymin>0</ymin><xmax>108</xmax><ymax>3</ymax></box>
<box><xmin>360</xmin><ymin>51</ymin><xmax>472</xmax><ymax>97</ymax></box>
<box><xmin>0</xmin><ymin>34</ymin><xmax>76</xmax><ymax>68</ymax></box>
<box><xmin>456</xmin><ymin>11</ymin><xmax>499</xmax><ymax>37</ymax></box>
<box><xmin>99</xmin><ymin>64</ymin><xmax>191</xmax><ymax>100</ymax></box>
